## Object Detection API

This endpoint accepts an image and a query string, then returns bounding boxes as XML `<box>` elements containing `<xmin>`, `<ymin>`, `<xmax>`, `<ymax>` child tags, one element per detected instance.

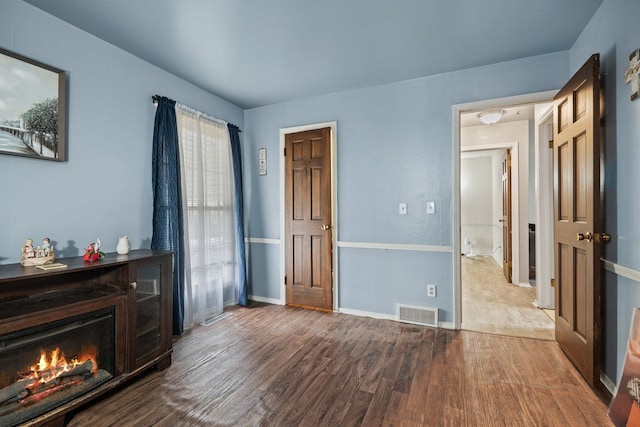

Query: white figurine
<box><xmin>42</xmin><ymin>237</ymin><xmax>51</xmax><ymax>256</ymax></box>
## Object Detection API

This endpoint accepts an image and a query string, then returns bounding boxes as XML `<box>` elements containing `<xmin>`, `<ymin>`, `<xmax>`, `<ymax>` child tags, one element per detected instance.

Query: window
<box><xmin>176</xmin><ymin>106</ymin><xmax>236</xmax><ymax>325</ymax></box>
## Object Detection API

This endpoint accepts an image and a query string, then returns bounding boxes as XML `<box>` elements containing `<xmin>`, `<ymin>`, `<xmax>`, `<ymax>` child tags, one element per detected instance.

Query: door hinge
<box><xmin>284</xmin><ymin>276</ymin><xmax>287</xmax><ymax>285</ymax></box>
<box><xmin>508</xmin><ymin>261</ymin><xmax>513</xmax><ymax>267</ymax></box>
<box><xmin>549</xmin><ymin>139</ymin><xmax>554</xmax><ymax>149</ymax></box>
<box><xmin>284</xmin><ymin>147</ymin><xmax>287</xmax><ymax>156</ymax></box>
<box><xmin>550</xmin><ymin>278</ymin><xmax>555</xmax><ymax>288</ymax></box>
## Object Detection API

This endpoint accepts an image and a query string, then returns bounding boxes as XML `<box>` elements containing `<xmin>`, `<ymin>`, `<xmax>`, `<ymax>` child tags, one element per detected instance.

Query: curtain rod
<box><xmin>152</xmin><ymin>95</ymin><xmax>241</xmax><ymax>132</ymax></box>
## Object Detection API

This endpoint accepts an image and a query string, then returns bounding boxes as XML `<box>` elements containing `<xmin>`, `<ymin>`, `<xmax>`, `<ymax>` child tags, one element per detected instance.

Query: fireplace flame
<box><xmin>27</xmin><ymin>347</ymin><xmax>97</xmax><ymax>385</ymax></box>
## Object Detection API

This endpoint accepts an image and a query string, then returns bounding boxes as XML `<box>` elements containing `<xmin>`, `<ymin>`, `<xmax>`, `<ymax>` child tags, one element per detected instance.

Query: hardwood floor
<box><xmin>461</xmin><ymin>255</ymin><xmax>555</xmax><ymax>340</ymax></box>
<box><xmin>66</xmin><ymin>303</ymin><xmax>611</xmax><ymax>426</ymax></box>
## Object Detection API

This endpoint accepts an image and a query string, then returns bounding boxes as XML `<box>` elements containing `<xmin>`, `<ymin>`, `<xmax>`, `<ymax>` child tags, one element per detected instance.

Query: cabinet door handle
<box><xmin>130</xmin><ymin>281</ymin><xmax>137</xmax><ymax>290</ymax></box>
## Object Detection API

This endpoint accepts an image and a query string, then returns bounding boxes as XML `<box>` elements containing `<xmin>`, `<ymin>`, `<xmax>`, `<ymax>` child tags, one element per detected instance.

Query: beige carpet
<box><xmin>461</xmin><ymin>255</ymin><xmax>555</xmax><ymax>341</ymax></box>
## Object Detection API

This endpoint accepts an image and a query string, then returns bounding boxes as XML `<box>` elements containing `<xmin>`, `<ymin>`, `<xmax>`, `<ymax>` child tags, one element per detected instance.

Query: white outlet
<box><xmin>427</xmin><ymin>284</ymin><xmax>437</xmax><ymax>297</ymax></box>
<box><xmin>399</xmin><ymin>203</ymin><xmax>407</xmax><ymax>215</ymax></box>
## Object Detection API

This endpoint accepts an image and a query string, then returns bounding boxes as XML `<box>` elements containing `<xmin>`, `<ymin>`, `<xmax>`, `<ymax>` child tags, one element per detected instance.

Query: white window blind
<box><xmin>176</xmin><ymin>105</ymin><xmax>236</xmax><ymax>327</ymax></box>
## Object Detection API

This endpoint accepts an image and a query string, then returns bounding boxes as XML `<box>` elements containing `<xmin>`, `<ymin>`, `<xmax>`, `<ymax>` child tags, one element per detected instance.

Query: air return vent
<box><xmin>397</xmin><ymin>304</ymin><xmax>438</xmax><ymax>327</ymax></box>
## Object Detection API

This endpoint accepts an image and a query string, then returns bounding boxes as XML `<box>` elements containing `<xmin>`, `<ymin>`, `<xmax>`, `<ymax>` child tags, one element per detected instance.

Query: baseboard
<box><xmin>438</xmin><ymin>321</ymin><xmax>455</xmax><ymax>330</ymax></box>
<box><xmin>338</xmin><ymin>308</ymin><xmax>396</xmax><ymax>321</ymax></box>
<box><xmin>601</xmin><ymin>372</ymin><xmax>616</xmax><ymax>399</ymax></box>
<box><xmin>338</xmin><ymin>307</ymin><xmax>455</xmax><ymax>329</ymax></box>
<box><xmin>248</xmin><ymin>295</ymin><xmax>282</xmax><ymax>305</ymax></box>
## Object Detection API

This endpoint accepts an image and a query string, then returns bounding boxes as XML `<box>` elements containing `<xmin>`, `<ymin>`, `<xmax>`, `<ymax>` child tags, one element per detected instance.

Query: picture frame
<box><xmin>609</xmin><ymin>308</ymin><xmax>640</xmax><ymax>426</ymax></box>
<box><xmin>0</xmin><ymin>47</ymin><xmax>67</xmax><ymax>161</ymax></box>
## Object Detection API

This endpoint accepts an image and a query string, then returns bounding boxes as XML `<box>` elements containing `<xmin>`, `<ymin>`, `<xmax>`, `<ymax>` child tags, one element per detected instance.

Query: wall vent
<box><xmin>397</xmin><ymin>304</ymin><xmax>438</xmax><ymax>327</ymax></box>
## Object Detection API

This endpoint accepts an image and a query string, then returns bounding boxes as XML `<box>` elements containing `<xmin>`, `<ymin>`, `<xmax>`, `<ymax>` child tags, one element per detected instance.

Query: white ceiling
<box><xmin>460</xmin><ymin>105</ymin><xmax>535</xmax><ymax>127</ymax></box>
<box><xmin>24</xmin><ymin>0</ymin><xmax>603</xmax><ymax>109</ymax></box>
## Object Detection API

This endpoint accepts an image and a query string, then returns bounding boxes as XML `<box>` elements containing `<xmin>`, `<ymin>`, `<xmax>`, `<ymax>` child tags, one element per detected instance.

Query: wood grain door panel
<box><xmin>553</xmin><ymin>54</ymin><xmax>601</xmax><ymax>387</ymax></box>
<box><xmin>285</xmin><ymin>128</ymin><xmax>332</xmax><ymax>310</ymax></box>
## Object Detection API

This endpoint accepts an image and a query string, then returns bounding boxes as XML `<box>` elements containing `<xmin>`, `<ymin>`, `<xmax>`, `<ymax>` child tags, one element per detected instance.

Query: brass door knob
<box><xmin>595</xmin><ymin>232</ymin><xmax>612</xmax><ymax>243</ymax></box>
<box><xmin>576</xmin><ymin>232</ymin><xmax>593</xmax><ymax>242</ymax></box>
<box><xmin>321</xmin><ymin>224</ymin><xmax>332</xmax><ymax>231</ymax></box>
<box><xmin>498</xmin><ymin>219</ymin><xmax>505</xmax><ymax>223</ymax></box>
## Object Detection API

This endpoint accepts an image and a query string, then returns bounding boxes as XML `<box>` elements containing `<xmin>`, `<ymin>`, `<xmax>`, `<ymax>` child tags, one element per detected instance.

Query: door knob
<box><xmin>595</xmin><ymin>232</ymin><xmax>612</xmax><ymax>243</ymax></box>
<box><xmin>576</xmin><ymin>232</ymin><xmax>593</xmax><ymax>242</ymax></box>
<box><xmin>498</xmin><ymin>219</ymin><xmax>505</xmax><ymax>223</ymax></box>
<box><xmin>321</xmin><ymin>224</ymin><xmax>332</xmax><ymax>231</ymax></box>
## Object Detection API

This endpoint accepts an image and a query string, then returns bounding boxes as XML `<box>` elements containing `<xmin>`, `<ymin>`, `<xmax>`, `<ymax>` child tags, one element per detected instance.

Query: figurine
<box><xmin>21</xmin><ymin>237</ymin><xmax>55</xmax><ymax>266</ymax></box>
<box><xmin>42</xmin><ymin>237</ymin><xmax>52</xmax><ymax>256</ymax></box>
<box><xmin>22</xmin><ymin>239</ymin><xmax>35</xmax><ymax>258</ymax></box>
<box><xmin>84</xmin><ymin>238</ymin><xmax>105</xmax><ymax>262</ymax></box>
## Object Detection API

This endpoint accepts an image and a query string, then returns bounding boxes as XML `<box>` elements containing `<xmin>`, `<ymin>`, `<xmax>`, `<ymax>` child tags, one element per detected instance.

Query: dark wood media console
<box><xmin>0</xmin><ymin>249</ymin><xmax>173</xmax><ymax>426</ymax></box>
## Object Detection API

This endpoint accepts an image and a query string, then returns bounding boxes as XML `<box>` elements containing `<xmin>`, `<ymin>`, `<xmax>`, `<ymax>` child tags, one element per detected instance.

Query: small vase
<box><xmin>116</xmin><ymin>236</ymin><xmax>130</xmax><ymax>255</ymax></box>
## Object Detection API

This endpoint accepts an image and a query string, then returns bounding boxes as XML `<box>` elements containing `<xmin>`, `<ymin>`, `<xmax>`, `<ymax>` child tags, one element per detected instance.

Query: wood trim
<box><xmin>248</xmin><ymin>295</ymin><xmax>283</xmax><ymax>305</ymax></box>
<box><xmin>337</xmin><ymin>241</ymin><xmax>453</xmax><ymax>253</ymax></box>
<box><xmin>601</xmin><ymin>259</ymin><xmax>640</xmax><ymax>283</ymax></box>
<box><xmin>244</xmin><ymin>238</ymin><xmax>455</xmax><ymax>253</ymax></box>
<box><xmin>338</xmin><ymin>307</ymin><xmax>398</xmax><ymax>321</ymax></box>
<box><xmin>338</xmin><ymin>307</ymin><xmax>456</xmax><ymax>329</ymax></box>
<box><xmin>245</xmin><ymin>237</ymin><xmax>281</xmax><ymax>244</ymax></box>
<box><xmin>600</xmin><ymin>372</ymin><xmax>616</xmax><ymax>398</ymax></box>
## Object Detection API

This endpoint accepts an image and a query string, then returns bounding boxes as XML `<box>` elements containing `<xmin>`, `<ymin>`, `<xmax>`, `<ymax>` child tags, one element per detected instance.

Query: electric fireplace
<box><xmin>0</xmin><ymin>249</ymin><xmax>173</xmax><ymax>427</ymax></box>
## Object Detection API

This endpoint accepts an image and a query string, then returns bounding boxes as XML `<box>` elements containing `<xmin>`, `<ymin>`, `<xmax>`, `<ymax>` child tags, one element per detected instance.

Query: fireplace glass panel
<box><xmin>0</xmin><ymin>308</ymin><xmax>115</xmax><ymax>426</ymax></box>
<box><xmin>135</xmin><ymin>264</ymin><xmax>161</xmax><ymax>359</ymax></box>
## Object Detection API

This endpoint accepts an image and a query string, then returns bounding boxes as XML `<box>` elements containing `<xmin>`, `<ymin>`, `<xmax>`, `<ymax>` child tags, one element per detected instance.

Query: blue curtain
<box><xmin>151</xmin><ymin>96</ymin><xmax>185</xmax><ymax>335</ymax></box>
<box><xmin>228</xmin><ymin>124</ymin><xmax>248</xmax><ymax>306</ymax></box>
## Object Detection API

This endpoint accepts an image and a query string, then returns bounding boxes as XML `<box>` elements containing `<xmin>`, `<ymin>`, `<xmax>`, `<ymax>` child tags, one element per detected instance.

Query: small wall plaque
<box><xmin>259</xmin><ymin>148</ymin><xmax>267</xmax><ymax>176</ymax></box>
<box><xmin>625</xmin><ymin>49</ymin><xmax>640</xmax><ymax>101</ymax></box>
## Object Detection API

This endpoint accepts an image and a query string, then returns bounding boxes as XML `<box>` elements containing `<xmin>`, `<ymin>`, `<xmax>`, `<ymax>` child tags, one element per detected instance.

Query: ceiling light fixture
<box><xmin>478</xmin><ymin>110</ymin><xmax>504</xmax><ymax>125</ymax></box>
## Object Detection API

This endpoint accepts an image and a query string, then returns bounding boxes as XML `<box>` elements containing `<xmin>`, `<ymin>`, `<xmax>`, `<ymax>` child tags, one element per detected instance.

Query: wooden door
<box><xmin>553</xmin><ymin>54</ymin><xmax>602</xmax><ymax>387</ymax></box>
<box><xmin>502</xmin><ymin>150</ymin><xmax>512</xmax><ymax>283</ymax></box>
<box><xmin>285</xmin><ymin>127</ymin><xmax>333</xmax><ymax>310</ymax></box>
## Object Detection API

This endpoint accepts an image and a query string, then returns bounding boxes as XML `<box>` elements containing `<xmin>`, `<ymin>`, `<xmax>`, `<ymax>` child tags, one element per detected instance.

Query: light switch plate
<box><xmin>399</xmin><ymin>203</ymin><xmax>407</xmax><ymax>215</ymax></box>
<box><xmin>427</xmin><ymin>201</ymin><xmax>435</xmax><ymax>214</ymax></box>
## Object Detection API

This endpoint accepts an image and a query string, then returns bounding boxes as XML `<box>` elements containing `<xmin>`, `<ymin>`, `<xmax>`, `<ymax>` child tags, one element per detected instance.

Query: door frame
<box><xmin>453</xmin><ymin>90</ymin><xmax>557</xmax><ymax>329</ymax></box>
<box><xmin>534</xmin><ymin>104</ymin><xmax>555</xmax><ymax>309</ymax></box>
<box><xmin>279</xmin><ymin>121</ymin><xmax>338</xmax><ymax>310</ymax></box>
<box><xmin>461</xmin><ymin>143</ymin><xmax>520</xmax><ymax>283</ymax></box>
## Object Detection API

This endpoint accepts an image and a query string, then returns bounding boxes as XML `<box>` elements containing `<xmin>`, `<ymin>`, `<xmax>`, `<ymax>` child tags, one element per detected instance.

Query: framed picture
<box><xmin>0</xmin><ymin>47</ymin><xmax>67</xmax><ymax>161</ymax></box>
<box><xmin>609</xmin><ymin>308</ymin><xmax>640</xmax><ymax>426</ymax></box>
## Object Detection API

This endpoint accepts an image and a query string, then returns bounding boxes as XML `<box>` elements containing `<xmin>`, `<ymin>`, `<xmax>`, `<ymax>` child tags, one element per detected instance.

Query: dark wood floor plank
<box><xmin>63</xmin><ymin>303</ymin><xmax>611</xmax><ymax>427</ymax></box>
<box><xmin>338</xmin><ymin>389</ymin><xmax>374</xmax><ymax>427</ymax></box>
<box><xmin>360</xmin><ymin>377</ymin><xmax>395</xmax><ymax>427</ymax></box>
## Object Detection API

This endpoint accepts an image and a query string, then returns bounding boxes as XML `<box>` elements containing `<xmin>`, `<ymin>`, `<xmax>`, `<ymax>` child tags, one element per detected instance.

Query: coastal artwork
<box><xmin>609</xmin><ymin>308</ymin><xmax>640</xmax><ymax>426</ymax></box>
<box><xmin>0</xmin><ymin>48</ymin><xmax>66</xmax><ymax>161</ymax></box>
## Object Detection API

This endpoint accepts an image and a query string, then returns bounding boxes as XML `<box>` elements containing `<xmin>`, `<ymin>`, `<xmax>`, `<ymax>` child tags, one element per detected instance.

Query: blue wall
<box><xmin>570</xmin><ymin>0</ymin><xmax>640</xmax><ymax>382</ymax></box>
<box><xmin>0</xmin><ymin>0</ymin><xmax>243</xmax><ymax>264</ymax></box>
<box><xmin>243</xmin><ymin>52</ymin><xmax>569</xmax><ymax>322</ymax></box>
<box><xmin>4</xmin><ymin>0</ymin><xmax>634</xmax><ymax>386</ymax></box>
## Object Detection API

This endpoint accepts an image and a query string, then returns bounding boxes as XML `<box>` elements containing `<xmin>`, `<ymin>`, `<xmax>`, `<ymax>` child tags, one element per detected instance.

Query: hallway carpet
<box><xmin>461</xmin><ymin>255</ymin><xmax>555</xmax><ymax>341</ymax></box>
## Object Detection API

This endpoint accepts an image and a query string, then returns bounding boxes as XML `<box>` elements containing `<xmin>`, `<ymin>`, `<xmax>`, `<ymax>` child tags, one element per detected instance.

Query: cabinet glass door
<box><xmin>134</xmin><ymin>264</ymin><xmax>161</xmax><ymax>359</ymax></box>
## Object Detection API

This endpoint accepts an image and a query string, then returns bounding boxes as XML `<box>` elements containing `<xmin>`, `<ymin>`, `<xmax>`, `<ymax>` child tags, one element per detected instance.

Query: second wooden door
<box><xmin>553</xmin><ymin>54</ymin><xmax>603</xmax><ymax>387</ymax></box>
<box><xmin>285</xmin><ymin>128</ymin><xmax>333</xmax><ymax>311</ymax></box>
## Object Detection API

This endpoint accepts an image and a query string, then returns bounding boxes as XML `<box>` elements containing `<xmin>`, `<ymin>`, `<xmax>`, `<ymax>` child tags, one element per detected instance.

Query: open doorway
<box><xmin>457</xmin><ymin>99</ymin><xmax>555</xmax><ymax>340</ymax></box>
